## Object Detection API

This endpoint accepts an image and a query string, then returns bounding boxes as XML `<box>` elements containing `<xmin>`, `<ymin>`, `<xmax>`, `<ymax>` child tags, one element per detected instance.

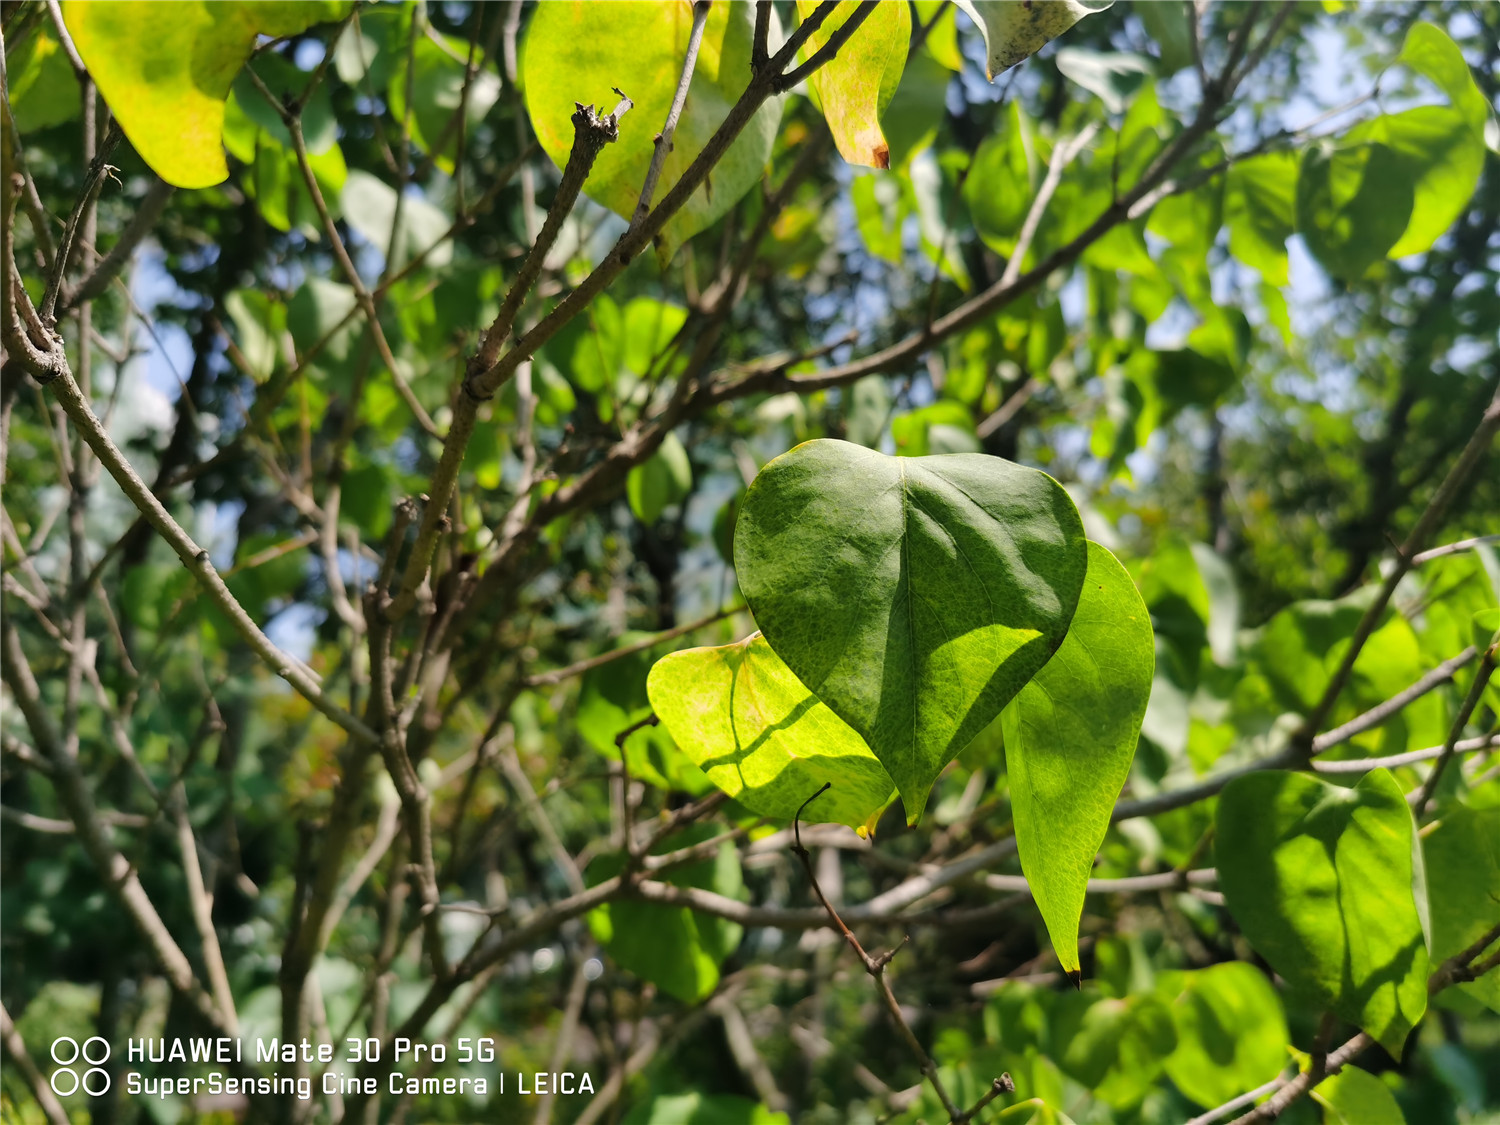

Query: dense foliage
<box><xmin>2</xmin><ymin>2</ymin><xmax>1498</xmax><ymax>1124</ymax></box>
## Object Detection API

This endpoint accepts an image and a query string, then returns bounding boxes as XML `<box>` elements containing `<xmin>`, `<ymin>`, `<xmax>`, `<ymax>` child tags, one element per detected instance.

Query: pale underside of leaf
<box><xmin>953</xmin><ymin>0</ymin><xmax>1115</xmax><ymax>80</ymax></box>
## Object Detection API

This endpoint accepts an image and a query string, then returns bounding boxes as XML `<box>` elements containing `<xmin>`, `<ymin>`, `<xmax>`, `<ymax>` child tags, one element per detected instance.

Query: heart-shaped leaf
<box><xmin>734</xmin><ymin>439</ymin><xmax>1088</xmax><ymax>821</ymax></box>
<box><xmin>1217</xmin><ymin>768</ymin><xmax>1430</xmax><ymax>1057</ymax></box>
<box><xmin>1002</xmin><ymin>540</ymin><xmax>1154</xmax><ymax>976</ymax></box>
<box><xmin>64</xmin><ymin>1</ymin><xmax>353</xmax><ymax>189</ymax></box>
<box><xmin>648</xmin><ymin>633</ymin><xmax>895</xmax><ymax>831</ymax></box>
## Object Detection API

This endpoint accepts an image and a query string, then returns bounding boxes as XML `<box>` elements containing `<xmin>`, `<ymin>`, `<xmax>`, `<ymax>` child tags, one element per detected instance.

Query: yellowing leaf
<box><xmin>648</xmin><ymin>634</ymin><xmax>895</xmax><ymax>831</ymax></box>
<box><xmin>64</xmin><ymin>1</ymin><xmax>353</xmax><ymax>189</ymax></box>
<box><xmin>796</xmin><ymin>0</ymin><xmax>910</xmax><ymax>169</ymax></box>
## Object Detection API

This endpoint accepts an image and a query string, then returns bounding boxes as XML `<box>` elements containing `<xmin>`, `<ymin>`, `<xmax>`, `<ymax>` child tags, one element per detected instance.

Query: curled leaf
<box><xmin>954</xmin><ymin>0</ymin><xmax>1115</xmax><ymax>80</ymax></box>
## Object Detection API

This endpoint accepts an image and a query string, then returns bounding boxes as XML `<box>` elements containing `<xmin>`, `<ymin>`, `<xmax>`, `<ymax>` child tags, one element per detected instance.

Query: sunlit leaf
<box><xmin>1225</xmin><ymin>151</ymin><xmax>1297</xmax><ymax>286</ymax></box>
<box><xmin>588</xmin><ymin>826</ymin><xmax>743</xmax><ymax>1003</ymax></box>
<box><xmin>796</xmin><ymin>0</ymin><xmax>909</xmax><ymax>169</ymax></box>
<box><xmin>1313</xmin><ymin>1066</ymin><xmax>1407</xmax><ymax>1125</ymax></box>
<box><xmin>648</xmin><ymin>633</ymin><xmax>895</xmax><ymax>831</ymax></box>
<box><xmin>1217</xmin><ymin>769</ymin><xmax>1430</xmax><ymax>1057</ymax></box>
<box><xmin>1423</xmin><ymin>805</ymin><xmax>1500</xmax><ymax>1013</ymax></box>
<box><xmin>63</xmin><ymin>0</ymin><xmax>353</xmax><ymax>188</ymax></box>
<box><xmin>1003</xmin><ymin>541</ymin><xmax>1154</xmax><ymax>974</ymax></box>
<box><xmin>1296</xmin><ymin>140</ymin><xmax>1414</xmax><ymax>281</ymax></box>
<box><xmin>1160</xmin><ymin>963</ymin><xmax>1289</xmax><ymax>1109</ymax></box>
<box><xmin>522</xmin><ymin>2</ymin><xmax>782</xmax><ymax>261</ymax></box>
<box><xmin>1347</xmin><ymin>108</ymin><xmax>1484</xmax><ymax>260</ymax></box>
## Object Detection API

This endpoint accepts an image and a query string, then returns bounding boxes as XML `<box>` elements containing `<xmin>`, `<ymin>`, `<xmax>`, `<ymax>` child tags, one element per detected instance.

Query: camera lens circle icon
<box><xmin>49</xmin><ymin>1036</ymin><xmax>111</xmax><ymax>1096</ymax></box>
<box><xmin>50</xmin><ymin>1037</ymin><xmax>79</xmax><ymax>1065</ymax></box>
<box><xmin>50</xmin><ymin>1069</ymin><xmax>79</xmax><ymax>1096</ymax></box>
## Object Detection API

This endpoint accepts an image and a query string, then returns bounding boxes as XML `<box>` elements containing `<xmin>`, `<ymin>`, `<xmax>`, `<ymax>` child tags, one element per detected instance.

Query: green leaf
<box><xmin>1312</xmin><ymin>1066</ymin><xmax>1407</xmax><ymax>1125</ymax></box>
<box><xmin>63</xmin><ymin>0</ymin><xmax>353</xmax><ymax>189</ymax></box>
<box><xmin>1055</xmin><ymin>49</ymin><xmax>1153</xmax><ymax>114</ymax></box>
<box><xmin>576</xmin><ymin>633</ymin><xmax>709</xmax><ymax>794</ymax></box>
<box><xmin>1216</xmin><ymin>769</ymin><xmax>1430</xmax><ymax>1057</ymax></box>
<box><xmin>1296</xmin><ymin>140</ymin><xmax>1414</xmax><ymax>281</ymax></box>
<box><xmin>522</xmin><ymin>2</ymin><xmax>781</xmax><ymax>262</ymax></box>
<box><xmin>1347</xmin><ymin>107</ymin><xmax>1485</xmax><ymax>260</ymax></box>
<box><xmin>915</xmin><ymin>1</ymin><xmax>965</xmax><ymax>72</ymax></box>
<box><xmin>647</xmin><ymin>633</ymin><xmax>895</xmax><ymax>832</ymax></box>
<box><xmin>1135</xmin><ymin>1</ymin><xmax>1194</xmax><ymax>74</ymax></box>
<box><xmin>224</xmin><ymin>290</ymin><xmax>284</xmax><ymax>383</ymax></box>
<box><xmin>626</xmin><ymin>432</ymin><xmax>693</xmax><ymax>525</ymax></box>
<box><xmin>1396</xmin><ymin>23</ymin><xmax>1489</xmax><ymax>136</ymax></box>
<box><xmin>1160</xmin><ymin>963</ymin><xmax>1289</xmax><ymax>1109</ymax></box>
<box><xmin>796</xmin><ymin>0</ymin><xmax>909</xmax><ymax>169</ymax></box>
<box><xmin>388</xmin><ymin>29</ymin><xmax>502</xmax><ymax>175</ymax></box>
<box><xmin>340</xmin><ymin>170</ymin><xmax>453</xmax><ymax>269</ymax></box>
<box><xmin>882</xmin><ymin>51</ymin><xmax>951</xmax><ymax>170</ymax></box>
<box><xmin>1225</xmin><ymin>151</ymin><xmax>1297</xmax><ymax>286</ymax></box>
<box><xmin>734</xmin><ymin>439</ymin><xmax>1088</xmax><ymax>822</ymax></box>
<box><xmin>1423</xmin><ymin>806</ymin><xmax>1500</xmax><ymax>1013</ymax></box>
<box><xmin>963</xmin><ymin>101</ymin><xmax>1036</xmax><ymax>253</ymax></box>
<box><xmin>1002</xmin><ymin>541</ymin><xmax>1153</xmax><ymax>975</ymax></box>
<box><xmin>7</xmin><ymin>31</ymin><xmax>81</xmax><ymax>132</ymax></box>
<box><xmin>623</xmin><ymin>1093</ymin><xmax>789</xmax><ymax>1125</ymax></box>
<box><xmin>891</xmin><ymin>401</ymin><xmax>979</xmax><ymax>457</ymax></box>
<box><xmin>1050</xmin><ymin>991</ymin><xmax>1176</xmax><ymax>1109</ymax></box>
<box><xmin>587</xmin><ymin>826</ymin><xmax>743</xmax><ymax>1003</ymax></box>
<box><xmin>954</xmin><ymin>0</ymin><xmax>1115</xmax><ymax>80</ymax></box>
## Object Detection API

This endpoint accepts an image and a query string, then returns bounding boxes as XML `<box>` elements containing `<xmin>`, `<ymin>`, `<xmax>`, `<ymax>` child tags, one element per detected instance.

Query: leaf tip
<box><xmin>1066</xmin><ymin>968</ymin><xmax>1083</xmax><ymax>990</ymax></box>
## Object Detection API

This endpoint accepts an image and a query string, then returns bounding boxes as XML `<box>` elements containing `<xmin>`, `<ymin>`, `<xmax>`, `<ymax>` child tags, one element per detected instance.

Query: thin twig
<box><xmin>387</xmin><ymin>97</ymin><xmax>627</xmax><ymax>621</ymax></box>
<box><xmin>1413</xmin><ymin>636</ymin><xmax>1498</xmax><ymax>816</ymax></box>
<box><xmin>0</xmin><ymin>1002</ymin><xmax>71</xmax><ymax>1125</ymax></box>
<box><xmin>791</xmin><ymin>784</ymin><xmax>961</xmax><ymax>1121</ymax></box>
<box><xmin>1412</xmin><ymin>533</ymin><xmax>1500</xmax><ymax>564</ymax></box>
<box><xmin>1297</xmin><ymin>386</ymin><xmax>1500</xmax><ymax>753</ymax></box>
<box><xmin>631</xmin><ymin>1</ymin><xmax>712</xmax><ymax>230</ymax></box>
<box><xmin>1311</xmin><ymin>645</ymin><xmax>1478</xmax><ymax>753</ymax></box>
<box><xmin>1000</xmin><ymin>123</ymin><xmax>1101</xmax><ymax>290</ymax></box>
<box><xmin>523</xmin><ymin>604</ymin><xmax>740</xmax><ymax>687</ymax></box>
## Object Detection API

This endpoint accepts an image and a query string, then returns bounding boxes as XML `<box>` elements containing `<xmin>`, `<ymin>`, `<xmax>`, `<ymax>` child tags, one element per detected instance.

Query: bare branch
<box><xmin>1311</xmin><ymin>644</ymin><xmax>1478</xmax><ymax>753</ymax></box>
<box><xmin>523</xmin><ymin>603</ymin><xmax>740</xmax><ymax>687</ymax></box>
<box><xmin>0</xmin><ymin>1002</ymin><xmax>71</xmax><ymax>1125</ymax></box>
<box><xmin>790</xmin><ymin>784</ymin><xmax>961</xmax><ymax>1121</ymax></box>
<box><xmin>62</xmin><ymin>176</ymin><xmax>174</xmax><ymax>311</ymax></box>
